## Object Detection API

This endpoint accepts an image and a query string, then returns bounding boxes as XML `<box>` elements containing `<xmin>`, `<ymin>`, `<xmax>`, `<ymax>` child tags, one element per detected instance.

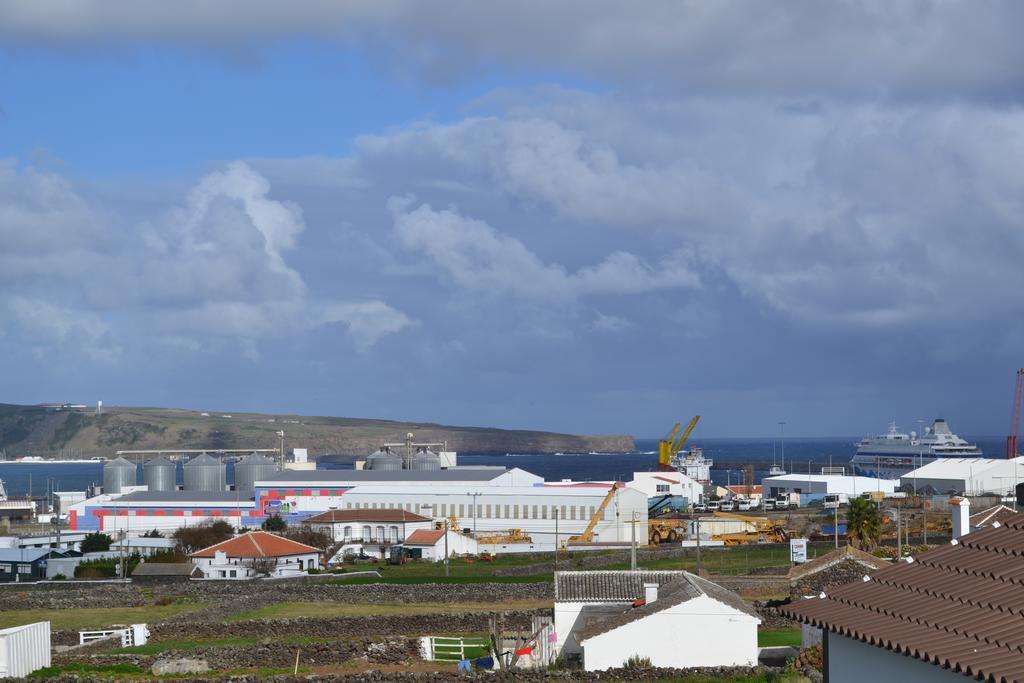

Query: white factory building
<box><xmin>69</xmin><ymin>465</ymin><xmax>649</xmax><ymax>552</ymax></box>
<box><xmin>899</xmin><ymin>457</ymin><xmax>1024</xmax><ymax>496</ymax></box>
<box><xmin>762</xmin><ymin>473</ymin><xmax>896</xmax><ymax>504</ymax></box>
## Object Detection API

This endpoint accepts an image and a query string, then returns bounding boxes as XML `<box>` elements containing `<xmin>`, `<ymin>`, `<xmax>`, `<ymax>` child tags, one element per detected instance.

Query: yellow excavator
<box><xmin>566</xmin><ymin>484</ymin><xmax>619</xmax><ymax>544</ymax></box>
<box><xmin>658</xmin><ymin>416</ymin><xmax>700</xmax><ymax>470</ymax></box>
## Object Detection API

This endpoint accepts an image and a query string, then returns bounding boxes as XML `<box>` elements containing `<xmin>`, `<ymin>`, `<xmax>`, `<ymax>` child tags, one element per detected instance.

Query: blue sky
<box><xmin>1</xmin><ymin>2</ymin><xmax>1023</xmax><ymax>438</ymax></box>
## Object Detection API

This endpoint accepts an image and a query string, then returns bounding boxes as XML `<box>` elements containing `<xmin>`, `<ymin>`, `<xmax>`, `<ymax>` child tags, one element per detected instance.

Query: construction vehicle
<box><xmin>658</xmin><ymin>416</ymin><xmax>700</xmax><ymax>471</ymax></box>
<box><xmin>709</xmin><ymin>511</ymin><xmax>789</xmax><ymax>545</ymax></box>
<box><xmin>475</xmin><ymin>528</ymin><xmax>533</xmax><ymax>545</ymax></box>
<box><xmin>566</xmin><ymin>484</ymin><xmax>619</xmax><ymax>544</ymax></box>
<box><xmin>648</xmin><ymin>518</ymin><xmax>687</xmax><ymax>545</ymax></box>
<box><xmin>1009</xmin><ymin>368</ymin><xmax>1023</xmax><ymax>458</ymax></box>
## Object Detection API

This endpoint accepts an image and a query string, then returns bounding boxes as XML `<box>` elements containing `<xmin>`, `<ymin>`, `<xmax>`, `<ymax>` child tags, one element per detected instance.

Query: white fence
<box><xmin>0</xmin><ymin>621</ymin><xmax>51</xmax><ymax>678</ymax></box>
<box><xmin>79</xmin><ymin>624</ymin><xmax>149</xmax><ymax>648</ymax></box>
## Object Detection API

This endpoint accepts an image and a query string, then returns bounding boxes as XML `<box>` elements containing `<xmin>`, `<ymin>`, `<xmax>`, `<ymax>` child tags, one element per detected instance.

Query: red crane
<box><xmin>1009</xmin><ymin>368</ymin><xmax>1024</xmax><ymax>459</ymax></box>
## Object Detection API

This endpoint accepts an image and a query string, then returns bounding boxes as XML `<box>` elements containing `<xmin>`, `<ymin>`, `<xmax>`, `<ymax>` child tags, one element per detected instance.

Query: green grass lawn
<box><xmin>122</xmin><ymin>635</ymin><xmax>325</xmax><ymax>655</ymax></box>
<box><xmin>227</xmin><ymin>599</ymin><xmax>553</xmax><ymax>622</ymax></box>
<box><xmin>0</xmin><ymin>604</ymin><xmax>200</xmax><ymax>631</ymax></box>
<box><xmin>757</xmin><ymin>628</ymin><xmax>802</xmax><ymax>647</ymax></box>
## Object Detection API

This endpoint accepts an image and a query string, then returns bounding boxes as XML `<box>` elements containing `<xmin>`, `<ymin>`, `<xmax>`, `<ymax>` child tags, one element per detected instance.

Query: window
<box><xmin>17</xmin><ymin>565</ymin><xmax>31</xmax><ymax>574</ymax></box>
<box><xmin>513</xmin><ymin>504</ymin><xmax>519</xmax><ymax>518</ymax></box>
<box><xmin>458</xmin><ymin>504</ymin><xmax>465</xmax><ymax>517</ymax></box>
<box><xmin>590</xmin><ymin>506</ymin><xmax>596</xmax><ymax>519</ymax></box>
<box><xmin>485</xmin><ymin>504</ymin><xmax>492</xmax><ymax>518</ymax></box>
<box><xmin>376</xmin><ymin>525</ymin><xmax>385</xmax><ymax>541</ymax></box>
<box><xmin>541</xmin><ymin>505</ymin><xmax>547</xmax><ymax>519</ymax></box>
<box><xmin>561</xmin><ymin>505</ymin><xmax>567</xmax><ymax>520</ymax></box>
<box><xmin>219</xmin><ymin>570</ymin><xmax>226</xmax><ymax>578</ymax></box>
<box><xmin>390</xmin><ymin>526</ymin><xmax>399</xmax><ymax>543</ymax></box>
<box><xmin>504</xmin><ymin>505</ymin><xmax>510</xmax><ymax>519</ymax></box>
<box><xmin>229</xmin><ymin>570</ymin><xmax>237</xmax><ymax>578</ymax></box>
<box><xmin>345</xmin><ymin>502</ymin><xmax>352</xmax><ymax>509</ymax></box>
<box><xmin>440</xmin><ymin>503</ymin><xmax>447</xmax><ymax>517</ymax></box>
<box><xmin>0</xmin><ymin>564</ymin><xmax>11</xmax><ymax>573</ymax></box>
<box><xmin>362</xmin><ymin>525</ymin><xmax>371</xmax><ymax>540</ymax></box>
<box><xmin>656</xmin><ymin>484</ymin><xmax>670</xmax><ymax>493</ymax></box>
<box><xmin>343</xmin><ymin>526</ymin><xmax>353</xmax><ymax>542</ymax></box>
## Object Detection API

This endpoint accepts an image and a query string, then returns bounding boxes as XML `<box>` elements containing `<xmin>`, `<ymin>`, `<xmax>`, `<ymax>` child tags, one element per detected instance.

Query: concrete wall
<box><xmin>581</xmin><ymin>595</ymin><xmax>759</xmax><ymax>671</ymax></box>
<box><xmin>827</xmin><ymin>632</ymin><xmax>965</xmax><ymax>683</ymax></box>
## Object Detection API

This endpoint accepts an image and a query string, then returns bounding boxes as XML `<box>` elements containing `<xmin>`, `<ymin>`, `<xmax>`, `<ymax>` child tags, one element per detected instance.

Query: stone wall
<box><xmin>1</xmin><ymin>579</ymin><xmax>553</xmax><ymax>612</ymax></box>
<box><xmin>789</xmin><ymin>559</ymin><xmax>877</xmax><ymax>598</ymax></box>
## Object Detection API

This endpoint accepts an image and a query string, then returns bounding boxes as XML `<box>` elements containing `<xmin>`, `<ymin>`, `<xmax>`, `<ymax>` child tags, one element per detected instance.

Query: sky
<box><xmin>1</xmin><ymin>1</ymin><xmax>1023</xmax><ymax>438</ymax></box>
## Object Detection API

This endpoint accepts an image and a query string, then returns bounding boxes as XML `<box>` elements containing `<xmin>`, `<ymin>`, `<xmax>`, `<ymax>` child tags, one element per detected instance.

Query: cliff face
<box><xmin>0</xmin><ymin>404</ymin><xmax>634</xmax><ymax>457</ymax></box>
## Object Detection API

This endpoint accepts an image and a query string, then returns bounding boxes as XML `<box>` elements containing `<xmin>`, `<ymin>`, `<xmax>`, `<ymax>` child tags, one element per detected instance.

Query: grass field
<box><xmin>227</xmin><ymin>598</ymin><xmax>552</xmax><ymax>622</ymax></box>
<box><xmin>757</xmin><ymin>628</ymin><xmax>802</xmax><ymax>647</ymax></box>
<box><xmin>0</xmin><ymin>604</ymin><xmax>200</xmax><ymax>631</ymax></box>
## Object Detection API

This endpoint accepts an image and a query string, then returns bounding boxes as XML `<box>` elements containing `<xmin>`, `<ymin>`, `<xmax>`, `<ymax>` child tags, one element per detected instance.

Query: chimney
<box><xmin>643</xmin><ymin>582</ymin><xmax>658</xmax><ymax>604</ymax></box>
<box><xmin>951</xmin><ymin>497</ymin><xmax>971</xmax><ymax>540</ymax></box>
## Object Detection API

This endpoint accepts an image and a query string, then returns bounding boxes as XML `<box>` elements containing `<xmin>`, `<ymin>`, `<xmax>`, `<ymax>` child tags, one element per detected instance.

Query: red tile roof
<box><xmin>303</xmin><ymin>509</ymin><xmax>431</xmax><ymax>524</ymax></box>
<box><xmin>783</xmin><ymin>518</ymin><xmax>1024</xmax><ymax>682</ymax></box>
<box><xmin>970</xmin><ymin>504</ymin><xmax>1018</xmax><ymax>528</ymax></box>
<box><xmin>190</xmin><ymin>531</ymin><xmax>320</xmax><ymax>559</ymax></box>
<box><xmin>404</xmin><ymin>529</ymin><xmax>446</xmax><ymax>546</ymax></box>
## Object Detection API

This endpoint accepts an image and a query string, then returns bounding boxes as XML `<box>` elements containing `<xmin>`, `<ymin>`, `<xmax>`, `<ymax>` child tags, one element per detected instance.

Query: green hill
<box><xmin>0</xmin><ymin>404</ymin><xmax>634</xmax><ymax>458</ymax></box>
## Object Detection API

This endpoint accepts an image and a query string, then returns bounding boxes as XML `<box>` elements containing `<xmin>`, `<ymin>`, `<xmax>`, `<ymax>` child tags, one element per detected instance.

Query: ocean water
<box><xmin>0</xmin><ymin>436</ymin><xmax>1007</xmax><ymax>498</ymax></box>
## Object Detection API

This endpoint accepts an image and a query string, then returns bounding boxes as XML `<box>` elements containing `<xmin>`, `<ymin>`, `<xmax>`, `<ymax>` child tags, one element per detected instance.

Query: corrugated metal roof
<box><xmin>0</xmin><ymin>548</ymin><xmax>62</xmax><ymax>562</ymax></box>
<box><xmin>110</xmin><ymin>491</ymin><xmax>246</xmax><ymax>503</ymax></box>
<box><xmin>257</xmin><ymin>468</ymin><xmax>506</xmax><ymax>483</ymax></box>
<box><xmin>556</xmin><ymin>570</ymin><xmax>686</xmax><ymax>602</ymax></box>
<box><xmin>783</xmin><ymin>518</ymin><xmax>1024</xmax><ymax>683</ymax></box>
<box><xmin>902</xmin><ymin>456</ymin><xmax>1024</xmax><ymax>480</ymax></box>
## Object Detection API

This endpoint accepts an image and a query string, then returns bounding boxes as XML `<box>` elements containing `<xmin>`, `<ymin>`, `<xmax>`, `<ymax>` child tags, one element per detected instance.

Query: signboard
<box><xmin>790</xmin><ymin>538</ymin><xmax>808</xmax><ymax>564</ymax></box>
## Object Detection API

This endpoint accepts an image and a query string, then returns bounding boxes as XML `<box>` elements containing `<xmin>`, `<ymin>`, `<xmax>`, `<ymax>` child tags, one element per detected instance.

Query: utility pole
<box><xmin>276</xmin><ymin>430</ymin><xmax>286</xmax><ymax>470</ymax></box>
<box><xmin>834</xmin><ymin>503</ymin><xmax>839</xmax><ymax>549</ymax></box>
<box><xmin>443</xmin><ymin>518</ymin><xmax>450</xmax><ymax>577</ymax></box>
<box><xmin>629</xmin><ymin>511</ymin><xmax>639</xmax><ymax>571</ymax></box>
<box><xmin>553</xmin><ymin>508</ymin><xmax>558</xmax><ymax>574</ymax></box>
<box><xmin>694</xmin><ymin>515</ymin><xmax>701</xmax><ymax>576</ymax></box>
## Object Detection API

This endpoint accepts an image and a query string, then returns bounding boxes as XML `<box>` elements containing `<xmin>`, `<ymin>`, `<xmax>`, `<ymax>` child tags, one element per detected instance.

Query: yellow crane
<box><xmin>658</xmin><ymin>415</ymin><xmax>701</xmax><ymax>469</ymax></box>
<box><xmin>567</xmin><ymin>484</ymin><xmax>619</xmax><ymax>544</ymax></box>
<box><xmin>709</xmin><ymin>511</ymin><xmax>789</xmax><ymax>545</ymax></box>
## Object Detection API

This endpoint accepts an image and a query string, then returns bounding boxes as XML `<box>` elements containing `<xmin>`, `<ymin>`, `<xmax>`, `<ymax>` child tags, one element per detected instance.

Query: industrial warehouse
<box><xmin>67</xmin><ymin>441</ymin><xmax>653</xmax><ymax>552</ymax></box>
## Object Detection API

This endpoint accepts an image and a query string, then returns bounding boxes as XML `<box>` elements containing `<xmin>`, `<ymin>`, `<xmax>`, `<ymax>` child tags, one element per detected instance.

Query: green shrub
<box><xmin>623</xmin><ymin>654</ymin><xmax>652</xmax><ymax>669</ymax></box>
<box><xmin>306</xmin><ymin>567</ymin><xmax>321</xmax><ymax>575</ymax></box>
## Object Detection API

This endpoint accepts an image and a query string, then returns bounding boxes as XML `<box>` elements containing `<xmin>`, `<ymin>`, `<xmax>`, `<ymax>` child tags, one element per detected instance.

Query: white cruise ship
<box><xmin>849</xmin><ymin>418</ymin><xmax>982</xmax><ymax>480</ymax></box>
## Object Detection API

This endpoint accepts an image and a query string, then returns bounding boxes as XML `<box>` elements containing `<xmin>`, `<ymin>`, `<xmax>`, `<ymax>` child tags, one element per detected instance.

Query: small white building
<box><xmin>554</xmin><ymin>571</ymin><xmax>760</xmax><ymax>671</ymax></box>
<box><xmin>762</xmin><ymin>473</ymin><xmax>895</xmax><ymax>505</ymax></box>
<box><xmin>402</xmin><ymin>528</ymin><xmax>478</xmax><ymax>561</ymax></box>
<box><xmin>0</xmin><ymin>622</ymin><xmax>50</xmax><ymax>678</ymax></box>
<box><xmin>900</xmin><ymin>457</ymin><xmax>1024</xmax><ymax>496</ymax></box>
<box><xmin>190</xmin><ymin>531</ymin><xmax>320</xmax><ymax>580</ymax></box>
<box><xmin>628</xmin><ymin>472</ymin><xmax>703</xmax><ymax>509</ymax></box>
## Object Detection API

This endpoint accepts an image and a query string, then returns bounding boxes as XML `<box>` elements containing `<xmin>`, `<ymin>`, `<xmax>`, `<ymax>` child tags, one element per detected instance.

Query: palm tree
<box><xmin>846</xmin><ymin>498</ymin><xmax>881</xmax><ymax>550</ymax></box>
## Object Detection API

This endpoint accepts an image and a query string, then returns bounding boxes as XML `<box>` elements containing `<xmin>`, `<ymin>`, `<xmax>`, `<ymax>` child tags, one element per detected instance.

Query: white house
<box><xmin>554</xmin><ymin>571</ymin><xmax>760</xmax><ymax>671</ymax></box>
<box><xmin>402</xmin><ymin>529</ymin><xmax>478</xmax><ymax>561</ymax></box>
<box><xmin>190</xmin><ymin>531</ymin><xmax>321</xmax><ymax>580</ymax></box>
<box><xmin>302</xmin><ymin>508</ymin><xmax>433</xmax><ymax>544</ymax></box>
<box><xmin>785</xmin><ymin>497</ymin><xmax>1024</xmax><ymax>682</ymax></box>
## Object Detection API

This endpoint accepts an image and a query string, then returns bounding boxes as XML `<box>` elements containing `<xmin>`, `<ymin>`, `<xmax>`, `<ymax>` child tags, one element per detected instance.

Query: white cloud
<box><xmin>8</xmin><ymin>296</ymin><xmax>121</xmax><ymax>363</ymax></box>
<box><xmin>389</xmin><ymin>198</ymin><xmax>700</xmax><ymax>300</ymax></box>
<box><xmin>320</xmin><ymin>301</ymin><xmax>415</xmax><ymax>351</ymax></box>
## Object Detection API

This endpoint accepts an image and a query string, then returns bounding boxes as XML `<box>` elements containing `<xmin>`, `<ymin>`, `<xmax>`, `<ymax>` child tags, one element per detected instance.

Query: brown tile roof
<box><xmin>783</xmin><ymin>518</ymin><xmax>1024</xmax><ymax>683</ymax></box>
<box><xmin>572</xmin><ymin>572</ymin><xmax>759</xmax><ymax>643</ymax></box>
<box><xmin>404</xmin><ymin>529</ymin><xmax>446</xmax><ymax>546</ymax></box>
<box><xmin>970</xmin><ymin>504</ymin><xmax>1018</xmax><ymax>528</ymax></box>
<box><xmin>303</xmin><ymin>509</ymin><xmax>431</xmax><ymax>524</ymax></box>
<box><xmin>786</xmin><ymin>544</ymin><xmax>891</xmax><ymax>581</ymax></box>
<box><xmin>190</xmin><ymin>531</ymin><xmax>321</xmax><ymax>559</ymax></box>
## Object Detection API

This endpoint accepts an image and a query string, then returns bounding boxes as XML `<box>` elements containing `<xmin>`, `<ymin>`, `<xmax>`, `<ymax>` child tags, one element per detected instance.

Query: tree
<box><xmin>80</xmin><ymin>532</ymin><xmax>113</xmax><ymax>553</ymax></box>
<box><xmin>262</xmin><ymin>515</ymin><xmax>287</xmax><ymax>532</ymax></box>
<box><xmin>846</xmin><ymin>498</ymin><xmax>881</xmax><ymax>550</ymax></box>
<box><xmin>286</xmin><ymin>527</ymin><xmax>333</xmax><ymax>555</ymax></box>
<box><xmin>173</xmin><ymin>520</ymin><xmax>234</xmax><ymax>554</ymax></box>
<box><xmin>142</xmin><ymin>529</ymin><xmax>164</xmax><ymax>538</ymax></box>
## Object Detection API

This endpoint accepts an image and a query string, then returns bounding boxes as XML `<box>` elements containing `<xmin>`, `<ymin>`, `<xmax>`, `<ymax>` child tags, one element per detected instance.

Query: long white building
<box><xmin>69</xmin><ymin>466</ymin><xmax>649</xmax><ymax>552</ymax></box>
<box><xmin>899</xmin><ymin>457</ymin><xmax>1024</xmax><ymax>496</ymax></box>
